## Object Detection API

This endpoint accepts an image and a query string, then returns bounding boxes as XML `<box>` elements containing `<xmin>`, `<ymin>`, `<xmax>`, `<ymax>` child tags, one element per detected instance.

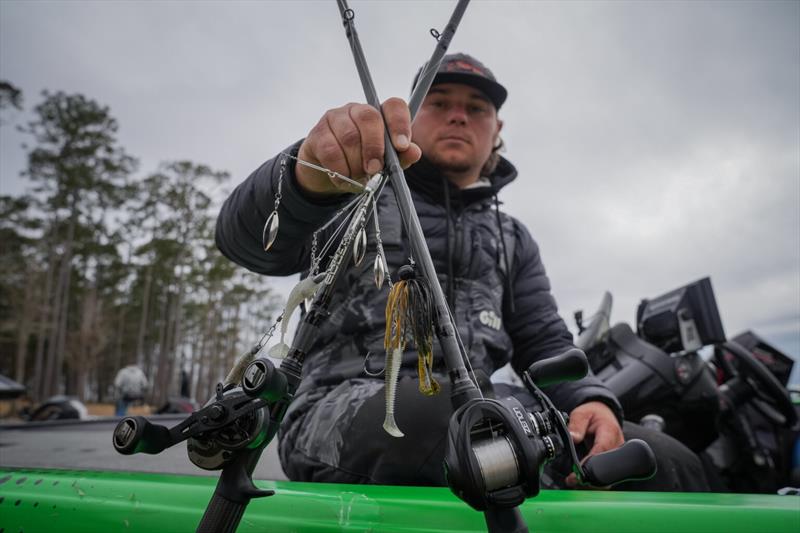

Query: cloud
<box><xmin>1</xmin><ymin>0</ymin><xmax>798</xmax><ymax>365</ymax></box>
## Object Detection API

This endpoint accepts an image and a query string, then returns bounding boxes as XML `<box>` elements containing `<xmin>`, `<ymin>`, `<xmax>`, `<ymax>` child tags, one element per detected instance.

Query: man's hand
<box><xmin>296</xmin><ymin>98</ymin><xmax>422</xmax><ymax>196</ymax></box>
<box><xmin>565</xmin><ymin>401</ymin><xmax>624</xmax><ymax>488</ymax></box>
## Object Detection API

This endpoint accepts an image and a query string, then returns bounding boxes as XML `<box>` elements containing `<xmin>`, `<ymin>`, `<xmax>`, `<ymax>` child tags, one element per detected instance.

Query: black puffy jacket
<box><xmin>215</xmin><ymin>141</ymin><xmax>622</xmax><ymax>421</ymax></box>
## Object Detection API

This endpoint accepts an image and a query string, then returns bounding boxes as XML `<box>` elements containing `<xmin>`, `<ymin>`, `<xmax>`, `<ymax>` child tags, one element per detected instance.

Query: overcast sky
<box><xmin>1</xmin><ymin>0</ymin><xmax>798</xmax><ymax>379</ymax></box>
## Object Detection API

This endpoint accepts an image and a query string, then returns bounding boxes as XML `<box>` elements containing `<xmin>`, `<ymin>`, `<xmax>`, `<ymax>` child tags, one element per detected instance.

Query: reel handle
<box><xmin>525</xmin><ymin>348</ymin><xmax>588</xmax><ymax>388</ymax></box>
<box><xmin>112</xmin><ymin>416</ymin><xmax>173</xmax><ymax>455</ymax></box>
<box><xmin>581</xmin><ymin>438</ymin><xmax>657</xmax><ymax>487</ymax></box>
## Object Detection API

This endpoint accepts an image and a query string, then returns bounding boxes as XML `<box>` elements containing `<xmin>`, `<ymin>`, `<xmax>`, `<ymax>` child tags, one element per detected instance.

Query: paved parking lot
<box><xmin>0</xmin><ymin>415</ymin><xmax>289</xmax><ymax>480</ymax></box>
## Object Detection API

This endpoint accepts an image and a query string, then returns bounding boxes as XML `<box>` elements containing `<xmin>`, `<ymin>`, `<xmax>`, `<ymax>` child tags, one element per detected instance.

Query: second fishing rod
<box><xmin>280</xmin><ymin>0</ymin><xmax>479</xmax><ymax>407</ymax></box>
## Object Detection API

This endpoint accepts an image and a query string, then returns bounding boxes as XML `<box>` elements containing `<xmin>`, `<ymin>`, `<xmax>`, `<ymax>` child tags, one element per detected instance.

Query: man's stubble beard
<box><xmin>425</xmin><ymin>151</ymin><xmax>474</xmax><ymax>176</ymax></box>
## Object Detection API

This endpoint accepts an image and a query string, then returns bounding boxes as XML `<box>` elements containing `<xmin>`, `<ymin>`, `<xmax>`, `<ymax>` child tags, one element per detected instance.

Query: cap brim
<box><xmin>433</xmin><ymin>72</ymin><xmax>508</xmax><ymax>110</ymax></box>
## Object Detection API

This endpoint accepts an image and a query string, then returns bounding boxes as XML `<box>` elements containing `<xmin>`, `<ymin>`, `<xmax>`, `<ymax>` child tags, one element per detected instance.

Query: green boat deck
<box><xmin>1</xmin><ymin>467</ymin><xmax>798</xmax><ymax>532</ymax></box>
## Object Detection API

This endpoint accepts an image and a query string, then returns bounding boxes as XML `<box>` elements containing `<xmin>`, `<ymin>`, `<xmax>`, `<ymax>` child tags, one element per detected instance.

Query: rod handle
<box><xmin>196</xmin><ymin>492</ymin><xmax>249</xmax><ymax>533</ymax></box>
<box><xmin>484</xmin><ymin>506</ymin><xmax>529</xmax><ymax>533</ymax></box>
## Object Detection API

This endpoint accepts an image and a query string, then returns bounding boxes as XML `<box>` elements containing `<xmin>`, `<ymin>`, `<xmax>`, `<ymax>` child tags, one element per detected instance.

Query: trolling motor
<box><xmin>444</xmin><ymin>348</ymin><xmax>658</xmax><ymax>533</ymax></box>
<box><xmin>113</xmin><ymin>356</ymin><xmax>296</xmax><ymax>533</ymax></box>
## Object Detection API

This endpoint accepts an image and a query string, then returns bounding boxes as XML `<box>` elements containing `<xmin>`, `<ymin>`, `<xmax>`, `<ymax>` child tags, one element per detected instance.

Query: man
<box><xmin>113</xmin><ymin>364</ymin><xmax>149</xmax><ymax>416</ymax></box>
<box><xmin>216</xmin><ymin>54</ymin><xmax>707</xmax><ymax>490</ymax></box>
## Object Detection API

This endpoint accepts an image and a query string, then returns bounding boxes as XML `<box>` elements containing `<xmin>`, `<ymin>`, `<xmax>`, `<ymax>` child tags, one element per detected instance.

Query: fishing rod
<box><xmin>277</xmin><ymin>0</ymin><xmax>474</xmax><ymax>395</ymax></box>
<box><xmin>334</xmin><ymin>0</ymin><xmax>481</xmax><ymax>407</ymax></box>
<box><xmin>330</xmin><ymin>1</ymin><xmax>537</xmax><ymax>531</ymax></box>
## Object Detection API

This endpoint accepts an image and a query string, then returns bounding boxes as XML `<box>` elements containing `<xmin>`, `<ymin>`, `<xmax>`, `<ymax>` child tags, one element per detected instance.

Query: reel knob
<box><xmin>581</xmin><ymin>439</ymin><xmax>657</xmax><ymax>486</ymax></box>
<box><xmin>112</xmin><ymin>416</ymin><xmax>172</xmax><ymax>455</ymax></box>
<box><xmin>525</xmin><ymin>348</ymin><xmax>589</xmax><ymax>388</ymax></box>
<box><xmin>242</xmin><ymin>358</ymin><xmax>288</xmax><ymax>402</ymax></box>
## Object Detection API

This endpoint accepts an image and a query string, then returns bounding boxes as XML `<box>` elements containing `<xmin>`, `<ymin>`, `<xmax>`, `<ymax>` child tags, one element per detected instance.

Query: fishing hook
<box><xmin>363</xmin><ymin>352</ymin><xmax>385</xmax><ymax>377</ymax></box>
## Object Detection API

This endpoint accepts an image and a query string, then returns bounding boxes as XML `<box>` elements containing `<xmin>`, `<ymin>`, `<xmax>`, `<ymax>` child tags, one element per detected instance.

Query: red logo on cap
<box><xmin>446</xmin><ymin>60</ymin><xmax>485</xmax><ymax>76</ymax></box>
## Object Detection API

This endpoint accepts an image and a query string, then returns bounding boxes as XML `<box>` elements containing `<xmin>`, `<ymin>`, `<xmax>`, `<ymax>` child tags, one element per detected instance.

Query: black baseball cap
<box><xmin>412</xmin><ymin>53</ymin><xmax>508</xmax><ymax>110</ymax></box>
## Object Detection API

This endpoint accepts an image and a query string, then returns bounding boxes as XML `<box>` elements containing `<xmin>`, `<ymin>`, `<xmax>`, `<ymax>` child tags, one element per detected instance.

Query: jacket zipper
<box><xmin>449</xmin><ymin>210</ymin><xmax>462</xmax><ymax>312</ymax></box>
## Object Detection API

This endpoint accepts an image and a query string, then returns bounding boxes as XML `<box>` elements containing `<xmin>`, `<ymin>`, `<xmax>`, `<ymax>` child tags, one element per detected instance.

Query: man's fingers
<box><xmin>382</xmin><ymin>97</ymin><xmax>412</xmax><ymax>152</ymax></box>
<box><xmin>568</xmin><ymin>409</ymin><xmax>591</xmax><ymax>444</ymax></box>
<box><xmin>296</xmin><ymin>125</ymin><xmax>349</xmax><ymax>196</ymax></box>
<box><xmin>586</xmin><ymin>423</ymin><xmax>622</xmax><ymax>457</ymax></box>
<box><xmin>348</xmin><ymin>104</ymin><xmax>385</xmax><ymax>175</ymax></box>
<box><xmin>309</xmin><ymin>127</ymin><xmax>353</xmax><ymax>188</ymax></box>
<box><xmin>326</xmin><ymin>109</ymin><xmax>363</xmax><ymax>179</ymax></box>
<box><xmin>588</xmin><ymin>428</ymin><xmax>621</xmax><ymax>455</ymax></box>
<box><xmin>564</xmin><ymin>402</ymin><xmax>625</xmax><ymax>489</ymax></box>
<box><xmin>397</xmin><ymin>142</ymin><xmax>422</xmax><ymax>169</ymax></box>
<box><xmin>298</xmin><ymin>99</ymin><xmax>419</xmax><ymax>196</ymax></box>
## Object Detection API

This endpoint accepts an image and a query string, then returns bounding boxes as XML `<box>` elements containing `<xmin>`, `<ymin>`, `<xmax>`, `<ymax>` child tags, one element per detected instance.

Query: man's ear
<box><xmin>493</xmin><ymin>119</ymin><xmax>504</xmax><ymax>148</ymax></box>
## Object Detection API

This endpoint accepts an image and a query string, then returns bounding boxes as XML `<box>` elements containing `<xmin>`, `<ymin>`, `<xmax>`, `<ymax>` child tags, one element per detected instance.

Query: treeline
<box><xmin>0</xmin><ymin>81</ymin><xmax>280</xmax><ymax>406</ymax></box>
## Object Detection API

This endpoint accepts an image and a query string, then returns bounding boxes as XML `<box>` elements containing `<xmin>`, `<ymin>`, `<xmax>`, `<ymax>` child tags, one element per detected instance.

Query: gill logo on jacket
<box><xmin>479</xmin><ymin>310</ymin><xmax>502</xmax><ymax>331</ymax></box>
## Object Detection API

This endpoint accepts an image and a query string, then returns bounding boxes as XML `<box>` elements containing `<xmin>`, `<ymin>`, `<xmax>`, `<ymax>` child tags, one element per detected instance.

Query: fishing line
<box><xmin>224</xmin><ymin>314</ymin><xmax>283</xmax><ymax>386</ymax></box>
<box><xmin>442</xmin><ymin>297</ymin><xmax>485</xmax><ymax>401</ymax></box>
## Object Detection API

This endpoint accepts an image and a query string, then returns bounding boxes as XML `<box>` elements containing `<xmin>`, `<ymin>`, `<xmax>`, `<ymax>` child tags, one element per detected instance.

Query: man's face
<box><xmin>411</xmin><ymin>83</ymin><xmax>503</xmax><ymax>185</ymax></box>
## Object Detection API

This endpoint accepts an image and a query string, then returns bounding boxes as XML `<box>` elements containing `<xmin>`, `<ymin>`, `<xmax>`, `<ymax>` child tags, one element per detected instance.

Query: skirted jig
<box><xmin>382</xmin><ymin>265</ymin><xmax>440</xmax><ymax>437</ymax></box>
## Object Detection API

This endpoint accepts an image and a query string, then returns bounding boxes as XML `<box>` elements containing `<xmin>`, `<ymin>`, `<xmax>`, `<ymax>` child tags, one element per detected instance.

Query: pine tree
<box><xmin>19</xmin><ymin>91</ymin><xmax>137</xmax><ymax>399</ymax></box>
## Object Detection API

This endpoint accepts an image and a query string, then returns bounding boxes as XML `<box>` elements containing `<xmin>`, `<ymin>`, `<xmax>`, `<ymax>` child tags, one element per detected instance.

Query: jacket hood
<box><xmin>404</xmin><ymin>154</ymin><xmax>518</xmax><ymax>209</ymax></box>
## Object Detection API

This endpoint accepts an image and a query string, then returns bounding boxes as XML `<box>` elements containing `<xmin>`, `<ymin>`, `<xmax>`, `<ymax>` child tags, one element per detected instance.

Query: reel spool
<box><xmin>188</xmin><ymin>358</ymin><xmax>289</xmax><ymax>470</ymax></box>
<box><xmin>444</xmin><ymin>396</ymin><xmax>558</xmax><ymax>511</ymax></box>
<box><xmin>188</xmin><ymin>387</ymin><xmax>270</xmax><ymax>470</ymax></box>
<box><xmin>471</xmin><ymin>436</ymin><xmax>520</xmax><ymax>492</ymax></box>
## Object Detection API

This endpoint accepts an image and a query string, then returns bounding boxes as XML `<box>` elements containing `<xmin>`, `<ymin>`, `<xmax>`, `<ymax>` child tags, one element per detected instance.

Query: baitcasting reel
<box><xmin>444</xmin><ymin>349</ymin><xmax>657</xmax><ymax>532</ymax></box>
<box><xmin>113</xmin><ymin>357</ymin><xmax>289</xmax><ymax>469</ymax></box>
<box><xmin>113</xmin><ymin>356</ymin><xmax>297</xmax><ymax>533</ymax></box>
<box><xmin>444</xmin><ymin>394</ymin><xmax>558</xmax><ymax>511</ymax></box>
<box><xmin>186</xmin><ymin>386</ymin><xmax>271</xmax><ymax>471</ymax></box>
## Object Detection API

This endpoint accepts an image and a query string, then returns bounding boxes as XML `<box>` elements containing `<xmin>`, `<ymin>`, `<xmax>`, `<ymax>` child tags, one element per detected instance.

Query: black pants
<box><xmin>279</xmin><ymin>376</ymin><xmax>711</xmax><ymax>491</ymax></box>
<box><xmin>615</xmin><ymin>421</ymin><xmax>710</xmax><ymax>491</ymax></box>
